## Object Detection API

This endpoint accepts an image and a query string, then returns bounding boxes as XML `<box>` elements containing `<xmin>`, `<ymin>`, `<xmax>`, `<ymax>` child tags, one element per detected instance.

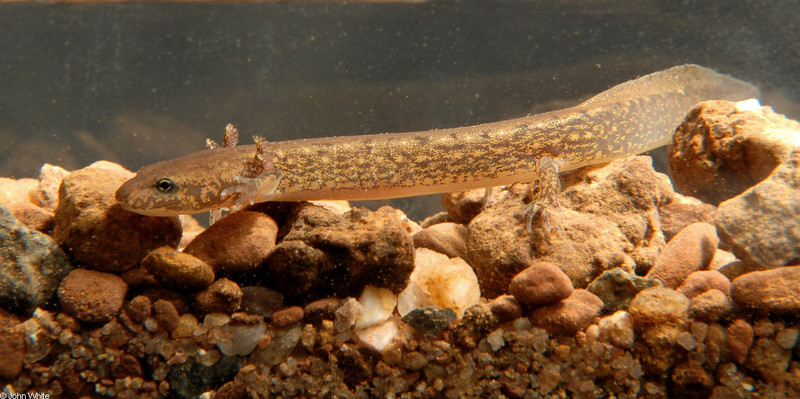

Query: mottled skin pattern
<box><xmin>116</xmin><ymin>65</ymin><xmax>759</xmax><ymax>216</ymax></box>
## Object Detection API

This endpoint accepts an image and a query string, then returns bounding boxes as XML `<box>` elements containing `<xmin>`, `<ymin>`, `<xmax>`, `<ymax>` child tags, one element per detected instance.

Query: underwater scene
<box><xmin>1</xmin><ymin>1</ymin><xmax>799</xmax><ymax>398</ymax></box>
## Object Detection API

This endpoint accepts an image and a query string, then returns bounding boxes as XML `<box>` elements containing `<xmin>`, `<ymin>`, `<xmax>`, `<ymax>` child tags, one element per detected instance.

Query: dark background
<box><xmin>1</xmin><ymin>0</ymin><xmax>798</xmax><ymax>219</ymax></box>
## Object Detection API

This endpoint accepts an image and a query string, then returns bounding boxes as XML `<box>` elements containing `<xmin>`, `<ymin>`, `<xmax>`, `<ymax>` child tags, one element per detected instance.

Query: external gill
<box><xmin>209</xmin><ymin>125</ymin><xmax>283</xmax><ymax>222</ymax></box>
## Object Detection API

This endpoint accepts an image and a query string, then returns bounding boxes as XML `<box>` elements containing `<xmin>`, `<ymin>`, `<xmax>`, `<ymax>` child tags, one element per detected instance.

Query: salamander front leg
<box><xmin>522</xmin><ymin>156</ymin><xmax>562</xmax><ymax>232</ymax></box>
<box><xmin>221</xmin><ymin>135</ymin><xmax>283</xmax><ymax>211</ymax></box>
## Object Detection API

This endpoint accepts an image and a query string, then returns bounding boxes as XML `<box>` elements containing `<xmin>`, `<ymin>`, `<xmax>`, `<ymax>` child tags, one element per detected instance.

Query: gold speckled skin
<box><xmin>116</xmin><ymin>65</ymin><xmax>759</xmax><ymax>216</ymax></box>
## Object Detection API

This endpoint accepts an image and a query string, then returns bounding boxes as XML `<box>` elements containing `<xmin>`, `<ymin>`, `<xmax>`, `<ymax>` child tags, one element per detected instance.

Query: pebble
<box><xmin>263</xmin><ymin>205</ymin><xmax>414</xmax><ymax>297</ymax></box>
<box><xmin>401</xmin><ymin>306</ymin><xmax>457</xmax><ymax>338</ymax></box>
<box><xmin>597</xmin><ymin>310</ymin><xmax>635</xmax><ymax>349</ymax></box>
<box><xmin>0</xmin><ymin>177</ymin><xmax>37</xmax><ymax>208</ymax></box>
<box><xmin>153</xmin><ymin>299</ymin><xmax>181</xmax><ymax>333</ymax></box>
<box><xmin>628</xmin><ymin>287</ymin><xmax>690</xmax><ymax>329</ymax></box>
<box><xmin>8</xmin><ymin>201</ymin><xmax>53</xmax><ymax>233</ymax></box>
<box><xmin>54</xmin><ymin>162</ymin><xmax>182</xmax><ymax>272</ymax></box>
<box><xmin>356</xmin><ymin>285</ymin><xmax>397</xmax><ymax>329</ymax></box>
<box><xmin>488</xmin><ymin>295</ymin><xmax>522</xmax><ymax>323</ymax></box>
<box><xmin>730</xmin><ymin>266</ymin><xmax>800</xmax><ymax>314</ymax></box>
<box><xmin>193</xmin><ymin>278</ymin><xmax>243</xmax><ymax>315</ymax></box>
<box><xmin>670</xmin><ymin>362</ymin><xmax>714</xmax><ymax>398</ymax></box>
<box><xmin>272</xmin><ymin>306</ymin><xmax>304</xmax><ymax>328</ymax></box>
<box><xmin>441</xmin><ymin>187</ymin><xmax>489</xmax><ymax>224</ymax></box>
<box><xmin>687</xmin><ymin>289</ymin><xmax>732</xmax><ymax>322</ymax></box>
<box><xmin>509</xmin><ymin>261</ymin><xmax>573</xmax><ymax>307</ymax></box>
<box><xmin>396</xmin><ymin>248</ymin><xmax>480</xmax><ymax>319</ymax></box>
<box><xmin>0</xmin><ymin>204</ymin><xmax>72</xmax><ymax>315</ymax></box>
<box><xmin>0</xmin><ymin>324</ymin><xmax>24</xmax><ymax>379</ymax></box>
<box><xmin>658</xmin><ymin>193</ymin><xmax>716</xmax><ymax>243</ymax></box>
<box><xmin>57</xmin><ymin>268</ymin><xmax>128</xmax><ymax>323</ymax></box>
<box><xmin>412</xmin><ymin>222</ymin><xmax>469</xmax><ymax>260</ymax></box>
<box><xmin>216</xmin><ymin>321</ymin><xmax>267</xmax><ymax>356</ymax></box>
<box><xmin>715</xmin><ymin>151</ymin><xmax>800</xmax><ymax>268</ymax></box>
<box><xmin>142</xmin><ymin>246</ymin><xmax>215</xmax><ymax>292</ymax></box>
<box><xmin>669</xmin><ymin>100</ymin><xmax>800</xmax><ymax>205</ymax></box>
<box><xmin>334</xmin><ymin>298</ymin><xmax>362</xmax><ymax>332</ymax></box>
<box><xmin>240</xmin><ymin>286</ymin><xmax>284</xmax><ymax>318</ymax></box>
<box><xmin>726</xmin><ymin>319</ymin><xmax>754</xmax><ymax>364</ymax></box>
<box><xmin>646</xmin><ymin>222</ymin><xmax>719</xmax><ymax>288</ymax></box>
<box><xmin>354</xmin><ymin>317</ymin><xmax>414</xmax><ymax>353</ymax></box>
<box><xmin>184</xmin><ymin>211</ymin><xmax>278</xmax><ymax>277</ymax></box>
<box><xmin>126</xmin><ymin>295</ymin><xmax>152</xmax><ymax>323</ymax></box>
<box><xmin>527</xmin><ymin>289</ymin><xmax>603</xmax><ymax>336</ymax></box>
<box><xmin>303</xmin><ymin>297</ymin><xmax>342</xmax><ymax>323</ymax></box>
<box><xmin>586</xmin><ymin>267</ymin><xmax>662</xmax><ymax>313</ymax></box>
<box><xmin>677</xmin><ymin>270</ymin><xmax>731</xmax><ymax>299</ymax></box>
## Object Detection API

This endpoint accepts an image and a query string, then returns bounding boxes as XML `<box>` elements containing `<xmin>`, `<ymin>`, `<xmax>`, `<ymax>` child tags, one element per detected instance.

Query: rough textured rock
<box><xmin>142</xmin><ymin>246</ymin><xmax>215</xmax><ymax>292</ymax></box>
<box><xmin>54</xmin><ymin>162</ymin><xmax>181</xmax><ymax>272</ymax></box>
<box><xmin>8</xmin><ymin>201</ymin><xmax>53</xmax><ymax>233</ymax></box>
<box><xmin>240</xmin><ymin>286</ymin><xmax>284</xmax><ymax>318</ymax></box>
<box><xmin>272</xmin><ymin>306</ymin><xmax>304</xmax><ymax>328</ymax></box>
<box><xmin>586</xmin><ymin>267</ymin><xmax>662</xmax><ymax>314</ymax></box>
<box><xmin>677</xmin><ymin>270</ymin><xmax>730</xmax><ymax>299</ymax></box>
<box><xmin>509</xmin><ymin>261</ymin><xmax>573</xmax><ymax>307</ymax></box>
<box><xmin>37</xmin><ymin>163</ymin><xmax>71</xmax><ymax>211</ymax></box>
<box><xmin>727</xmin><ymin>319</ymin><xmax>754</xmax><ymax>364</ymax></box>
<box><xmin>0</xmin><ymin>177</ymin><xmax>37</xmax><ymax>208</ymax></box>
<box><xmin>184</xmin><ymin>211</ymin><xmax>278</xmax><ymax>277</ymax></box>
<box><xmin>527</xmin><ymin>289</ymin><xmax>603</xmax><ymax>336</ymax></box>
<box><xmin>597</xmin><ymin>310</ymin><xmax>635</xmax><ymax>349</ymax></box>
<box><xmin>400</xmin><ymin>306</ymin><xmax>457</xmax><ymax>338</ymax></box>
<box><xmin>441</xmin><ymin>187</ymin><xmax>490</xmax><ymax>224</ymax></box>
<box><xmin>646</xmin><ymin>222</ymin><xmax>719</xmax><ymax>288</ymax></box>
<box><xmin>658</xmin><ymin>193</ymin><xmax>716</xmax><ymax>243</ymax></box>
<box><xmin>413</xmin><ymin>222</ymin><xmax>469</xmax><ymax>260</ymax></box>
<box><xmin>263</xmin><ymin>205</ymin><xmax>414</xmax><ymax>298</ymax></box>
<box><xmin>730</xmin><ymin>266</ymin><xmax>800</xmax><ymax>314</ymax></box>
<box><xmin>194</xmin><ymin>278</ymin><xmax>243</xmax><ymax>315</ymax></box>
<box><xmin>57</xmin><ymin>268</ymin><xmax>128</xmax><ymax>323</ymax></box>
<box><xmin>688</xmin><ymin>289</ymin><xmax>732</xmax><ymax>322</ymax></box>
<box><xmin>470</xmin><ymin>156</ymin><xmax>671</xmax><ymax>298</ymax></box>
<box><xmin>488</xmin><ymin>295</ymin><xmax>522</xmax><ymax>323</ymax></box>
<box><xmin>668</xmin><ymin>100</ymin><xmax>800</xmax><ymax>205</ymax></box>
<box><xmin>628</xmin><ymin>287</ymin><xmax>690</xmax><ymax>329</ymax></box>
<box><xmin>0</xmin><ymin>314</ymin><xmax>24</xmax><ymax>379</ymax></box>
<box><xmin>0</xmin><ymin>204</ymin><xmax>72</xmax><ymax>315</ymax></box>
<box><xmin>153</xmin><ymin>299</ymin><xmax>181</xmax><ymax>332</ymax></box>
<box><xmin>715</xmin><ymin>151</ymin><xmax>800</xmax><ymax>268</ymax></box>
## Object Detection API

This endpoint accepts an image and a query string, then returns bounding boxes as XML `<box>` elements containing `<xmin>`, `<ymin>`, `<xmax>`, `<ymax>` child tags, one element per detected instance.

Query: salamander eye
<box><xmin>155</xmin><ymin>178</ymin><xmax>177</xmax><ymax>193</ymax></box>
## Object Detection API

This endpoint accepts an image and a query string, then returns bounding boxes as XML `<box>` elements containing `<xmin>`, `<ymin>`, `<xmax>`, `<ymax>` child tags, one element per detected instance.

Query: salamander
<box><xmin>115</xmin><ymin>65</ymin><xmax>759</xmax><ymax>220</ymax></box>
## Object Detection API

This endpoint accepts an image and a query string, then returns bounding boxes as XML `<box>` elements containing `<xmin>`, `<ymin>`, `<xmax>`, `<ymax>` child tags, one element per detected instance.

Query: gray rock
<box><xmin>0</xmin><ymin>204</ymin><xmax>72</xmax><ymax>315</ymax></box>
<box><xmin>167</xmin><ymin>355</ymin><xmax>244</xmax><ymax>399</ymax></box>
<box><xmin>586</xmin><ymin>267</ymin><xmax>662</xmax><ymax>313</ymax></box>
<box><xmin>401</xmin><ymin>306</ymin><xmax>457</xmax><ymax>338</ymax></box>
<box><xmin>715</xmin><ymin>151</ymin><xmax>800</xmax><ymax>268</ymax></box>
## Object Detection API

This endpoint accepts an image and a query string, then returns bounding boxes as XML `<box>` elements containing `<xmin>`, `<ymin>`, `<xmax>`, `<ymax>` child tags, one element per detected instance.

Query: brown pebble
<box><xmin>677</xmin><ymin>270</ymin><xmax>730</xmax><ymax>299</ymax></box>
<box><xmin>0</xmin><ymin>328</ymin><xmax>25</xmax><ymax>379</ymax></box>
<box><xmin>58</xmin><ymin>268</ymin><xmax>128</xmax><ymax>323</ymax></box>
<box><xmin>9</xmin><ymin>201</ymin><xmax>54</xmax><ymax>233</ymax></box>
<box><xmin>183</xmin><ymin>211</ymin><xmax>278</xmax><ymax>276</ymax></box>
<box><xmin>193</xmin><ymin>278</ymin><xmax>243</xmax><ymax>315</ymax></box>
<box><xmin>304</xmin><ymin>298</ymin><xmax>342</xmax><ymax>324</ymax></box>
<box><xmin>126</xmin><ymin>295</ymin><xmax>153</xmax><ymax>323</ymax></box>
<box><xmin>528</xmin><ymin>289</ymin><xmax>603</xmax><ymax>335</ymax></box>
<box><xmin>54</xmin><ymin>162</ymin><xmax>181</xmax><ymax>273</ymax></box>
<box><xmin>240</xmin><ymin>286</ymin><xmax>284</xmax><ymax>318</ymax></box>
<box><xmin>509</xmin><ymin>262</ymin><xmax>573</xmax><ymax>307</ymax></box>
<box><xmin>688</xmin><ymin>289</ymin><xmax>732</xmax><ymax>323</ymax></box>
<box><xmin>413</xmin><ymin>222</ymin><xmax>469</xmax><ymax>260</ymax></box>
<box><xmin>153</xmin><ymin>299</ymin><xmax>181</xmax><ymax>332</ymax></box>
<box><xmin>142</xmin><ymin>246</ymin><xmax>215</xmax><ymax>292</ymax></box>
<box><xmin>628</xmin><ymin>287</ymin><xmax>690</xmax><ymax>329</ymax></box>
<box><xmin>488</xmin><ymin>295</ymin><xmax>523</xmax><ymax>323</ymax></box>
<box><xmin>727</xmin><ymin>319</ymin><xmax>754</xmax><ymax>364</ymax></box>
<box><xmin>647</xmin><ymin>222</ymin><xmax>719</xmax><ymax>288</ymax></box>
<box><xmin>441</xmin><ymin>188</ymin><xmax>488</xmax><ymax>224</ymax></box>
<box><xmin>111</xmin><ymin>353</ymin><xmax>143</xmax><ymax>379</ymax></box>
<box><xmin>730</xmin><ymin>266</ymin><xmax>800</xmax><ymax>314</ymax></box>
<box><xmin>119</xmin><ymin>267</ymin><xmax>160</xmax><ymax>289</ymax></box>
<box><xmin>272</xmin><ymin>306</ymin><xmax>304</xmax><ymax>327</ymax></box>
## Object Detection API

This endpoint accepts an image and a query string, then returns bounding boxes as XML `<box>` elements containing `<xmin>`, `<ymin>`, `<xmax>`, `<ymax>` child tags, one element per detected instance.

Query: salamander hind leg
<box><xmin>522</xmin><ymin>156</ymin><xmax>563</xmax><ymax>232</ymax></box>
<box><xmin>221</xmin><ymin>135</ymin><xmax>283</xmax><ymax>211</ymax></box>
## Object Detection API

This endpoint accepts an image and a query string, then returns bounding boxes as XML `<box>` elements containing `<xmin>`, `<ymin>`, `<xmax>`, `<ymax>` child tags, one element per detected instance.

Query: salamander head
<box><xmin>116</xmin><ymin>150</ymin><xmax>238</xmax><ymax>216</ymax></box>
